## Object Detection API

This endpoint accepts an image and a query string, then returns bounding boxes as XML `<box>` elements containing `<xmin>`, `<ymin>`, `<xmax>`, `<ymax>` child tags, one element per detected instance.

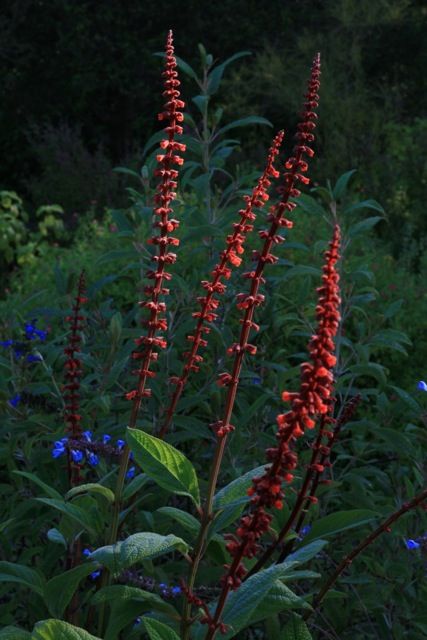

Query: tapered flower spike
<box><xmin>124</xmin><ymin>30</ymin><xmax>186</xmax><ymax>426</ymax></box>
<box><xmin>158</xmin><ymin>130</ymin><xmax>284</xmax><ymax>439</ymax></box>
<box><xmin>62</xmin><ymin>270</ymin><xmax>87</xmax><ymax>485</ymax></box>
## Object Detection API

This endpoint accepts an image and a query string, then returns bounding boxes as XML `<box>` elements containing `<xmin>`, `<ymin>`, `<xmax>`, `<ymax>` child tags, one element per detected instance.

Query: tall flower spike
<box><xmin>63</xmin><ymin>270</ymin><xmax>87</xmax><ymax>440</ymax></box>
<box><xmin>158</xmin><ymin>130</ymin><xmax>284</xmax><ymax>439</ymax></box>
<box><xmin>125</xmin><ymin>30</ymin><xmax>186</xmax><ymax>426</ymax></box>
<box><xmin>220</xmin><ymin>224</ymin><xmax>341</xmax><ymax>596</ymax></box>
<box><xmin>199</xmin><ymin>55</ymin><xmax>324</xmax><ymax>640</ymax></box>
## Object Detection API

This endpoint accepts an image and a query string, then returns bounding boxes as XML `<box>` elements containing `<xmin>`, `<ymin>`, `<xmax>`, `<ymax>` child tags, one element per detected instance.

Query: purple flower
<box><xmin>405</xmin><ymin>539</ymin><xmax>420</xmax><ymax>550</ymax></box>
<box><xmin>9</xmin><ymin>393</ymin><xmax>22</xmax><ymax>408</ymax></box>
<box><xmin>417</xmin><ymin>381</ymin><xmax>427</xmax><ymax>392</ymax></box>
<box><xmin>71</xmin><ymin>449</ymin><xmax>84</xmax><ymax>464</ymax></box>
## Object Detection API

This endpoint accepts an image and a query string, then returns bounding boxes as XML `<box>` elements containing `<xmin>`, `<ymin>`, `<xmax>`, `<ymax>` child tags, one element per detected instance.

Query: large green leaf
<box><xmin>0</xmin><ymin>561</ymin><xmax>46</xmax><ymax>596</ymax></box>
<box><xmin>156</xmin><ymin>507</ymin><xmax>200</xmax><ymax>537</ymax></box>
<box><xmin>281</xmin><ymin>613</ymin><xmax>313</xmax><ymax>639</ymax></box>
<box><xmin>90</xmin><ymin>532</ymin><xmax>189</xmax><ymax>575</ymax></box>
<box><xmin>286</xmin><ymin>540</ymin><xmax>328</xmax><ymax>564</ymax></box>
<box><xmin>31</xmin><ymin>620</ymin><xmax>102</xmax><ymax>640</ymax></box>
<box><xmin>248</xmin><ymin>581</ymin><xmax>311</xmax><ymax>626</ymax></box>
<box><xmin>12</xmin><ymin>471</ymin><xmax>62</xmax><ymax>500</ymax></box>
<box><xmin>44</xmin><ymin>562</ymin><xmax>98</xmax><ymax>618</ymax></box>
<box><xmin>126</xmin><ymin>428</ymin><xmax>200</xmax><ymax>506</ymax></box>
<box><xmin>332</xmin><ymin>169</ymin><xmax>357</xmax><ymax>200</ymax></box>
<box><xmin>212</xmin><ymin>116</ymin><xmax>272</xmax><ymax>142</ymax></box>
<box><xmin>207</xmin><ymin>51</ymin><xmax>252</xmax><ymax>95</ymax></box>
<box><xmin>303</xmin><ymin>510</ymin><xmax>378</xmax><ymax>543</ymax></box>
<box><xmin>65</xmin><ymin>483</ymin><xmax>115</xmax><ymax>504</ymax></box>
<box><xmin>91</xmin><ymin>584</ymin><xmax>178</xmax><ymax>618</ymax></box>
<box><xmin>142</xmin><ymin>618</ymin><xmax>181</xmax><ymax>640</ymax></box>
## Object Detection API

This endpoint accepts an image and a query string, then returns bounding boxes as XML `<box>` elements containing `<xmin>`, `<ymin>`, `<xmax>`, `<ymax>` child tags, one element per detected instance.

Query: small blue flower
<box><xmin>417</xmin><ymin>381</ymin><xmax>427</xmax><ymax>392</ymax></box>
<box><xmin>52</xmin><ymin>445</ymin><xmax>66</xmax><ymax>459</ymax></box>
<box><xmin>252</xmin><ymin>376</ymin><xmax>262</xmax><ymax>385</ymax></box>
<box><xmin>300</xmin><ymin>525</ymin><xmax>312</xmax><ymax>537</ymax></box>
<box><xmin>116</xmin><ymin>439</ymin><xmax>125</xmax><ymax>450</ymax></box>
<box><xmin>126</xmin><ymin>466</ymin><xmax>136</xmax><ymax>480</ymax></box>
<box><xmin>34</xmin><ymin>329</ymin><xmax>47</xmax><ymax>341</ymax></box>
<box><xmin>405</xmin><ymin>539</ymin><xmax>420</xmax><ymax>550</ymax></box>
<box><xmin>88</xmin><ymin>453</ymin><xmax>99</xmax><ymax>467</ymax></box>
<box><xmin>13</xmin><ymin>347</ymin><xmax>24</xmax><ymax>359</ymax></box>
<box><xmin>129</xmin><ymin>452</ymin><xmax>134</xmax><ymax>461</ymax></box>
<box><xmin>90</xmin><ymin>570</ymin><xmax>102</xmax><ymax>580</ymax></box>
<box><xmin>102</xmin><ymin>434</ymin><xmax>111</xmax><ymax>444</ymax></box>
<box><xmin>171</xmin><ymin>586</ymin><xmax>181</xmax><ymax>596</ymax></box>
<box><xmin>0</xmin><ymin>339</ymin><xmax>13</xmax><ymax>347</ymax></box>
<box><xmin>159</xmin><ymin>583</ymin><xmax>167</xmax><ymax>589</ymax></box>
<box><xmin>82</xmin><ymin>430</ymin><xmax>93</xmax><ymax>442</ymax></box>
<box><xmin>133</xmin><ymin>617</ymin><xmax>142</xmax><ymax>627</ymax></box>
<box><xmin>26</xmin><ymin>354</ymin><xmax>42</xmax><ymax>363</ymax></box>
<box><xmin>25</xmin><ymin>321</ymin><xmax>37</xmax><ymax>340</ymax></box>
<box><xmin>82</xmin><ymin>548</ymin><xmax>92</xmax><ymax>558</ymax></box>
<box><xmin>71</xmin><ymin>449</ymin><xmax>84</xmax><ymax>464</ymax></box>
<box><xmin>9</xmin><ymin>393</ymin><xmax>22</xmax><ymax>408</ymax></box>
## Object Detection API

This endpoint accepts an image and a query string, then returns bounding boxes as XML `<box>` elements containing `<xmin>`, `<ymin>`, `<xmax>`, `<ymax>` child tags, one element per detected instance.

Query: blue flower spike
<box><xmin>417</xmin><ymin>381</ymin><xmax>427</xmax><ymax>392</ymax></box>
<box><xmin>405</xmin><ymin>539</ymin><xmax>420</xmax><ymax>550</ymax></box>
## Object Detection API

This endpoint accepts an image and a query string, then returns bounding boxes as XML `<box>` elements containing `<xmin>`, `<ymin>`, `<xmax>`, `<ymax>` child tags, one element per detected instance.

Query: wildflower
<box><xmin>171</xmin><ymin>585</ymin><xmax>182</xmax><ymax>596</ymax></box>
<box><xmin>82</xmin><ymin>548</ymin><xmax>92</xmax><ymax>558</ymax></box>
<box><xmin>82</xmin><ymin>430</ymin><xmax>92</xmax><ymax>442</ymax></box>
<box><xmin>71</xmin><ymin>450</ymin><xmax>84</xmax><ymax>464</ymax></box>
<box><xmin>87</xmin><ymin>453</ymin><xmax>99</xmax><ymax>467</ymax></box>
<box><xmin>102</xmin><ymin>434</ymin><xmax>111</xmax><ymax>444</ymax></box>
<box><xmin>405</xmin><ymin>539</ymin><xmax>420</xmax><ymax>550</ymax></box>
<box><xmin>133</xmin><ymin>617</ymin><xmax>142</xmax><ymax>627</ymax></box>
<box><xmin>13</xmin><ymin>347</ymin><xmax>24</xmax><ymax>359</ymax></box>
<box><xmin>26</xmin><ymin>354</ymin><xmax>42</xmax><ymax>363</ymax></box>
<box><xmin>126</xmin><ymin>466</ymin><xmax>136</xmax><ymax>480</ymax></box>
<box><xmin>300</xmin><ymin>524</ymin><xmax>312</xmax><ymax>538</ymax></box>
<box><xmin>417</xmin><ymin>381</ymin><xmax>427</xmax><ymax>392</ymax></box>
<box><xmin>126</xmin><ymin>30</ymin><xmax>186</xmax><ymax>427</ymax></box>
<box><xmin>90</xmin><ymin>570</ymin><xmax>102</xmax><ymax>580</ymax></box>
<box><xmin>52</xmin><ymin>440</ymin><xmax>67</xmax><ymax>458</ymax></box>
<box><xmin>25</xmin><ymin>321</ymin><xmax>37</xmax><ymax>340</ymax></box>
<box><xmin>9</xmin><ymin>393</ymin><xmax>22</xmax><ymax>408</ymax></box>
<box><xmin>116</xmin><ymin>439</ymin><xmax>125</xmax><ymax>451</ymax></box>
<box><xmin>0</xmin><ymin>339</ymin><xmax>13</xmax><ymax>347</ymax></box>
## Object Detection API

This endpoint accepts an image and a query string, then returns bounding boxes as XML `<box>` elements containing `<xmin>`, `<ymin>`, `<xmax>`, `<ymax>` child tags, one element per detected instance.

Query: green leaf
<box><xmin>296</xmin><ymin>193</ymin><xmax>326</xmax><ymax>217</ymax></box>
<box><xmin>343</xmin><ymin>199</ymin><xmax>385</xmax><ymax>216</ymax></box>
<box><xmin>192</xmin><ymin>95</ymin><xmax>209</xmax><ymax>115</ymax></box>
<box><xmin>126</xmin><ymin>428</ymin><xmax>200</xmax><ymax>506</ymax></box>
<box><xmin>65</xmin><ymin>483</ymin><xmax>115</xmax><ymax>504</ymax></box>
<box><xmin>213</xmin><ymin>465</ymin><xmax>267</xmax><ymax>509</ymax></box>
<box><xmin>156</xmin><ymin>506</ymin><xmax>200</xmax><ymax>537</ymax></box>
<box><xmin>12</xmin><ymin>471</ymin><xmax>62</xmax><ymax>500</ymax></box>
<box><xmin>34</xmin><ymin>498</ymin><xmax>98</xmax><ymax>535</ymax></box>
<box><xmin>142</xmin><ymin>618</ymin><xmax>180</xmax><ymax>640</ymax></box>
<box><xmin>31</xmin><ymin>620</ymin><xmax>102</xmax><ymax>640</ymax></box>
<box><xmin>249</xmin><ymin>581</ymin><xmax>311</xmax><ymax>626</ymax></box>
<box><xmin>286</xmin><ymin>539</ymin><xmax>328</xmax><ymax>564</ymax></box>
<box><xmin>90</xmin><ymin>532</ymin><xmax>189</xmax><ymax>575</ymax></box>
<box><xmin>212</xmin><ymin>116</ymin><xmax>272</xmax><ymax>142</ymax></box>
<box><xmin>91</xmin><ymin>585</ymin><xmax>178</xmax><ymax>617</ymax></box>
<box><xmin>388</xmin><ymin>385</ymin><xmax>420</xmax><ymax>412</ymax></box>
<box><xmin>44</xmin><ymin>563</ymin><xmax>98</xmax><ymax>618</ymax></box>
<box><xmin>0</xmin><ymin>561</ymin><xmax>46</xmax><ymax>596</ymax></box>
<box><xmin>303</xmin><ymin>510</ymin><xmax>378</xmax><ymax>543</ymax></box>
<box><xmin>281</xmin><ymin>613</ymin><xmax>313</xmax><ymax>639</ymax></box>
<box><xmin>332</xmin><ymin>170</ymin><xmax>357</xmax><ymax>200</ymax></box>
<box><xmin>347</xmin><ymin>363</ymin><xmax>387</xmax><ymax>387</ymax></box>
<box><xmin>348</xmin><ymin>216</ymin><xmax>384</xmax><ymax>238</ymax></box>
<box><xmin>46</xmin><ymin>528</ymin><xmax>67</xmax><ymax>547</ymax></box>
<box><xmin>207</xmin><ymin>51</ymin><xmax>252</xmax><ymax>95</ymax></box>
<box><xmin>0</xmin><ymin>627</ymin><xmax>31</xmax><ymax>639</ymax></box>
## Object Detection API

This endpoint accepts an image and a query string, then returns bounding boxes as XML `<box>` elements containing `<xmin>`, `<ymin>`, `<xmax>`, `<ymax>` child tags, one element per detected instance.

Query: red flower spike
<box><xmin>157</xmin><ymin>129</ymin><xmax>285</xmax><ymax>439</ymax></box>
<box><xmin>125</xmin><ymin>30</ymin><xmax>186</xmax><ymax>429</ymax></box>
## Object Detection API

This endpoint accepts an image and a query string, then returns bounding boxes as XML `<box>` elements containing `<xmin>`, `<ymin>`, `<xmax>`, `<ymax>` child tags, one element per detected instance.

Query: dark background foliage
<box><xmin>1</xmin><ymin>0</ymin><xmax>426</xmax><ymax>253</ymax></box>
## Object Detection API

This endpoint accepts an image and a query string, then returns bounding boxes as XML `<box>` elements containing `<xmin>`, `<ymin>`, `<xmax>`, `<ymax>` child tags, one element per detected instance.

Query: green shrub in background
<box><xmin>0</xmin><ymin>33</ymin><xmax>426</xmax><ymax>640</ymax></box>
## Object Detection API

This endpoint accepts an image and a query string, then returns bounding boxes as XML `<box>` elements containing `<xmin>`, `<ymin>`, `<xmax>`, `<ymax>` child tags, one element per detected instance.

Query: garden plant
<box><xmin>0</xmin><ymin>30</ymin><xmax>426</xmax><ymax>640</ymax></box>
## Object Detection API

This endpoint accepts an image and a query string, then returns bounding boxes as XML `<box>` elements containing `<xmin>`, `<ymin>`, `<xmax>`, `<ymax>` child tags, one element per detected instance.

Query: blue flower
<box><xmin>9</xmin><ymin>393</ymin><xmax>22</xmax><ymax>408</ymax></box>
<box><xmin>88</xmin><ymin>453</ymin><xmax>99</xmax><ymax>467</ymax></box>
<box><xmin>417</xmin><ymin>381</ymin><xmax>427</xmax><ymax>392</ymax></box>
<box><xmin>159</xmin><ymin>583</ymin><xmax>167</xmax><ymax>588</ymax></box>
<box><xmin>126</xmin><ymin>466</ymin><xmax>136</xmax><ymax>480</ymax></box>
<box><xmin>13</xmin><ymin>347</ymin><xmax>24</xmax><ymax>359</ymax></box>
<box><xmin>300</xmin><ymin>525</ymin><xmax>312</xmax><ymax>537</ymax></box>
<box><xmin>252</xmin><ymin>376</ymin><xmax>262</xmax><ymax>385</ymax></box>
<box><xmin>82</xmin><ymin>548</ymin><xmax>92</xmax><ymax>558</ymax></box>
<box><xmin>116</xmin><ymin>439</ymin><xmax>125</xmax><ymax>450</ymax></box>
<box><xmin>26</xmin><ymin>354</ymin><xmax>42</xmax><ymax>363</ymax></box>
<box><xmin>25</xmin><ymin>321</ymin><xmax>37</xmax><ymax>340</ymax></box>
<box><xmin>52</xmin><ymin>444</ymin><xmax>66</xmax><ymax>458</ymax></box>
<box><xmin>171</xmin><ymin>586</ymin><xmax>181</xmax><ymax>596</ymax></box>
<box><xmin>82</xmin><ymin>430</ymin><xmax>93</xmax><ymax>442</ymax></box>
<box><xmin>102</xmin><ymin>434</ymin><xmax>111</xmax><ymax>444</ymax></box>
<box><xmin>34</xmin><ymin>329</ymin><xmax>47</xmax><ymax>341</ymax></box>
<box><xmin>0</xmin><ymin>339</ymin><xmax>13</xmax><ymax>348</ymax></box>
<box><xmin>71</xmin><ymin>449</ymin><xmax>84</xmax><ymax>464</ymax></box>
<box><xmin>405</xmin><ymin>539</ymin><xmax>420</xmax><ymax>550</ymax></box>
<box><xmin>133</xmin><ymin>617</ymin><xmax>142</xmax><ymax>627</ymax></box>
<box><xmin>90</xmin><ymin>570</ymin><xmax>102</xmax><ymax>580</ymax></box>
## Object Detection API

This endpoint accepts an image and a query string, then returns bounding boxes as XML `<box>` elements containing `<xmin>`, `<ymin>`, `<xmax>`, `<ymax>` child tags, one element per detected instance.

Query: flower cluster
<box><xmin>63</xmin><ymin>271</ymin><xmax>87</xmax><ymax>440</ymax></box>
<box><xmin>125</xmin><ymin>30</ymin><xmax>186</xmax><ymax>425</ymax></box>
<box><xmin>223</xmin><ymin>224</ymin><xmax>341</xmax><ymax>590</ymax></box>
<box><xmin>208</xmin><ymin>55</ymin><xmax>322</xmax><ymax>442</ymax></box>
<box><xmin>158</xmin><ymin>130</ymin><xmax>285</xmax><ymax>437</ymax></box>
<box><xmin>51</xmin><ymin>431</ymin><xmax>134</xmax><ymax>476</ymax></box>
<box><xmin>1</xmin><ymin>317</ymin><xmax>47</xmax><ymax>362</ymax></box>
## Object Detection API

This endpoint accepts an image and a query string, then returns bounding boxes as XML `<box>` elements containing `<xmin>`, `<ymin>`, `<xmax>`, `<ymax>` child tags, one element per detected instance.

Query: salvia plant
<box><xmin>0</xmin><ymin>30</ymin><xmax>426</xmax><ymax>640</ymax></box>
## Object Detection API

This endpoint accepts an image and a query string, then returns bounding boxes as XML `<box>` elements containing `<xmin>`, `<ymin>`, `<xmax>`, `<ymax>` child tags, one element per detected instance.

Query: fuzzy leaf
<box><xmin>44</xmin><ymin>563</ymin><xmax>98</xmax><ymax>618</ymax></box>
<box><xmin>31</xmin><ymin>620</ymin><xmax>102</xmax><ymax>640</ymax></box>
<box><xmin>126</xmin><ymin>428</ymin><xmax>200</xmax><ymax>506</ymax></box>
<box><xmin>142</xmin><ymin>618</ymin><xmax>181</xmax><ymax>640</ymax></box>
<box><xmin>281</xmin><ymin>613</ymin><xmax>313</xmax><ymax>639</ymax></box>
<box><xmin>66</xmin><ymin>483</ymin><xmax>115</xmax><ymax>504</ymax></box>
